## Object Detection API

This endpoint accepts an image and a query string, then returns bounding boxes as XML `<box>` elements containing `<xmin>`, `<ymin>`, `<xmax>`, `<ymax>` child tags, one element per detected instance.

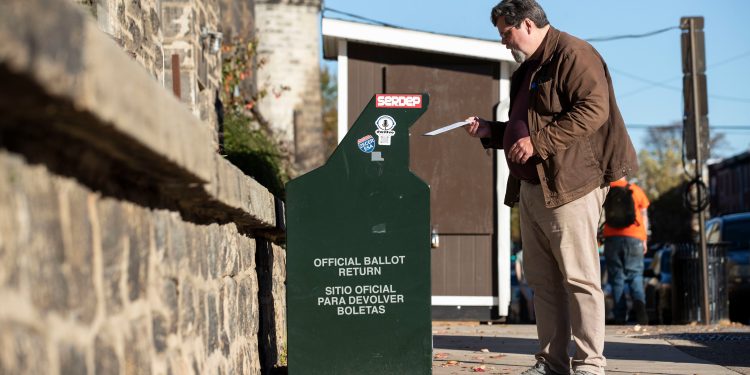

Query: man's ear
<box><xmin>523</xmin><ymin>18</ymin><xmax>534</xmax><ymax>33</ymax></box>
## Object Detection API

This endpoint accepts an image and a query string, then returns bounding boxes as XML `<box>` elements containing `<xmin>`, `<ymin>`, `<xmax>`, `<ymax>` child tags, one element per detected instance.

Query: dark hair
<box><xmin>490</xmin><ymin>0</ymin><xmax>549</xmax><ymax>28</ymax></box>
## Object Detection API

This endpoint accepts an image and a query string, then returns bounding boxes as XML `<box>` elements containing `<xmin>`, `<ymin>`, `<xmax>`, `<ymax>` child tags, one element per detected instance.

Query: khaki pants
<box><xmin>520</xmin><ymin>181</ymin><xmax>608</xmax><ymax>375</ymax></box>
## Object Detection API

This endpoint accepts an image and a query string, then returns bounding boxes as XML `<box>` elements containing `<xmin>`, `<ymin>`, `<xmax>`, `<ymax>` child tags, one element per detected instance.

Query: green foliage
<box><xmin>220</xmin><ymin>38</ymin><xmax>291</xmax><ymax>197</ymax></box>
<box><xmin>636</xmin><ymin>123</ymin><xmax>726</xmax><ymax>243</ymax></box>
<box><xmin>320</xmin><ymin>65</ymin><xmax>338</xmax><ymax>158</ymax></box>
<box><xmin>223</xmin><ymin>110</ymin><xmax>289</xmax><ymax>198</ymax></box>
<box><xmin>636</xmin><ymin>125</ymin><xmax>686</xmax><ymax>200</ymax></box>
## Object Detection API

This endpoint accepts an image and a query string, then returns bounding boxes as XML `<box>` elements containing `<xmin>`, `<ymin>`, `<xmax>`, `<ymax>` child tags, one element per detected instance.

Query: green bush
<box><xmin>223</xmin><ymin>110</ymin><xmax>288</xmax><ymax>198</ymax></box>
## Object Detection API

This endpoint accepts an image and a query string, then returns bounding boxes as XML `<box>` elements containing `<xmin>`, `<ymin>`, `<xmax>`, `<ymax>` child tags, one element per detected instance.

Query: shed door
<box><xmin>347</xmin><ymin>44</ymin><xmax>500</xmax><ymax>317</ymax></box>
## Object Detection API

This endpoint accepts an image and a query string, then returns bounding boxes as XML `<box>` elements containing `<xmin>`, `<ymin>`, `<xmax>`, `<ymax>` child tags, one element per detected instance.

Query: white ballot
<box><xmin>423</xmin><ymin>121</ymin><xmax>470</xmax><ymax>136</ymax></box>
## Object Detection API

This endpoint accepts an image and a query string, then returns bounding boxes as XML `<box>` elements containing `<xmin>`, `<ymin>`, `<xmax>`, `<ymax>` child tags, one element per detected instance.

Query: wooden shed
<box><xmin>322</xmin><ymin>18</ymin><xmax>516</xmax><ymax>320</ymax></box>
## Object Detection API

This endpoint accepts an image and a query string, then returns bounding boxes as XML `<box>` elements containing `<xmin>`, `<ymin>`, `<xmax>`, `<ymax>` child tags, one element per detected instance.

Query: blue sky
<box><xmin>321</xmin><ymin>0</ymin><xmax>750</xmax><ymax>157</ymax></box>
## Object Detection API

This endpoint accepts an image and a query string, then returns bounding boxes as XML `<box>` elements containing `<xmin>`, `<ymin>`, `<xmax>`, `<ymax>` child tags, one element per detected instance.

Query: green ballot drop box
<box><xmin>286</xmin><ymin>94</ymin><xmax>432</xmax><ymax>374</ymax></box>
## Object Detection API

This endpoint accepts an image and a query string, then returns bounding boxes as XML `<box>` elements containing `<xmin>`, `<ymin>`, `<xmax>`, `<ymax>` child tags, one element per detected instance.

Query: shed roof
<box><xmin>322</xmin><ymin>18</ymin><xmax>515</xmax><ymax>62</ymax></box>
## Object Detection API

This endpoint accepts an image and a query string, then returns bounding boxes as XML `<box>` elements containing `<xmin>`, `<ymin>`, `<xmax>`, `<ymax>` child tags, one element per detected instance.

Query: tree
<box><xmin>636</xmin><ymin>123</ymin><xmax>727</xmax><ymax>243</ymax></box>
<box><xmin>637</xmin><ymin>124</ymin><xmax>685</xmax><ymax>200</ymax></box>
<box><xmin>320</xmin><ymin>65</ymin><xmax>338</xmax><ymax>158</ymax></box>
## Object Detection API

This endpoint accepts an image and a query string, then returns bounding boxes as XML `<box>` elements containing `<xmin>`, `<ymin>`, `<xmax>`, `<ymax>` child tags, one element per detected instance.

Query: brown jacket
<box><xmin>483</xmin><ymin>26</ymin><xmax>638</xmax><ymax>208</ymax></box>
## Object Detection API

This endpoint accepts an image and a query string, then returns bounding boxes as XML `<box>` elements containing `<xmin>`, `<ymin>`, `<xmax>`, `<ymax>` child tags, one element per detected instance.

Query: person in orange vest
<box><xmin>602</xmin><ymin>177</ymin><xmax>650</xmax><ymax>325</ymax></box>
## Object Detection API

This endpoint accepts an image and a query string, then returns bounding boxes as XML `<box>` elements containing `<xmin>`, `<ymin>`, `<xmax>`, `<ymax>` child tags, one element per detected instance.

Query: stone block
<box><xmin>237</xmin><ymin>234</ymin><xmax>256</xmax><ymax>273</ymax></box>
<box><xmin>148</xmin><ymin>7</ymin><xmax>160</xmax><ymax>34</ymax></box>
<box><xmin>207</xmin><ymin>292</ymin><xmax>219</xmax><ymax>353</ymax></box>
<box><xmin>153</xmin><ymin>210</ymin><xmax>168</xmax><ymax>256</ymax></box>
<box><xmin>162</xmin><ymin>278</ymin><xmax>179</xmax><ymax>334</ymax></box>
<box><xmin>195</xmin><ymin>290</ymin><xmax>206</xmax><ymax>339</ymax></box>
<box><xmin>186</xmin><ymin>225</ymin><xmax>205</xmax><ymax>279</ymax></box>
<box><xmin>221</xmin><ymin>276</ymin><xmax>238</xmax><ymax>342</ymax></box>
<box><xmin>95</xmin><ymin>334</ymin><xmax>120</xmax><ymax>375</ymax></box>
<box><xmin>237</xmin><ymin>275</ymin><xmax>258</xmax><ymax>338</ymax></box>
<box><xmin>207</xmin><ymin>156</ymin><xmax>277</xmax><ymax>230</ymax></box>
<box><xmin>220</xmin><ymin>225</ymin><xmax>239</xmax><ymax>278</ymax></box>
<box><xmin>206</xmin><ymin>226</ymin><xmax>219</xmax><ymax>280</ymax></box>
<box><xmin>97</xmin><ymin>198</ymin><xmax>125</xmax><ymax>314</ymax></box>
<box><xmin>0</xmin><ymin>153</ymin><xmax>24</xmax><ymax>289</ymax></box>
<box><xmin>165</xmin><ymin>213</ymin><xmax>187</xmax><ymax>275</ymax></box>
<box><xmin>161</xmin><ymin>4</ymin><xmax>194</xmax><ymax>39</ymax></box>
<box><xmin>60</xmin><ymin>181</ymin><xmax>96</xmax><ymax>324</ymax></box>
<box><xmin>0</xmin><ymin>324</ymin><xmax>47</xmax><ymax>375</ymax></box>
<box><xmin>124</xmin><ymin>318</ymin><xmax>152</xmax><ymax>375</ymax></box>
<box><xmin>152</xmin><ymin>313</ymin><xmax>168</xmax><ymax>353</ymax></box>
<box><xmin>12</xmin><ymin>165</ymin><xmax>69</xmax><ymax>314</ymax></box>
<box><xmin>59</xmin><ymin>342</ymin><xmax>88</xmax><ymax>375</ymax></box>
<box><xmin>178</xmin><ymin>280</ymin><xmax>195</xmax><ymax>335</ymax></box>
<box><xmin>126</xmin><ymin>205</ymin><xmax>151</xmax><ymax>302</ymax></box>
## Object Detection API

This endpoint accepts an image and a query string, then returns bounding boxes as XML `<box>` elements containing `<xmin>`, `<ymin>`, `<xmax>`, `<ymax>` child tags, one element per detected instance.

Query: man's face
<box><xmin>496</xmin><ymin>17</ymin><xmax>527</xmax><ymax>63</ymax></box>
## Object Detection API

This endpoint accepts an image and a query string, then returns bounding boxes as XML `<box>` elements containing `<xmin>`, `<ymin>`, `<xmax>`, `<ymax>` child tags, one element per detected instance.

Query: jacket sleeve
<box><xmin>532</xmin><ymin>47</ymin><xmax>609</xmax><ymax>160</ymax></box>
<box><xmin>480</xmin><ymin>121</ymin><xmax>507</xmax><ymax>149</ymax></box>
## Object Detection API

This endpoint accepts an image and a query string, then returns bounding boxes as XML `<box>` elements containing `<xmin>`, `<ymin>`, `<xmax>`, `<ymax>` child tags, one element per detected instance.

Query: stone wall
<box><xmin>0</xmin><ymin>151</ymin><xmax>263</xmax><ymax>374</ymax></box>
<box><xmin>254</xmin><ymin>0</ymin><xmax>325</xmax><ymax>174</ymax></box>
<box><xmin>73</xmin><ymin>0</ymin><xmax>165</xmax><ymax>85</ymax></box>
<box><xmin>0</xmin><ymin>0</ymin><xmax>287</xmax><ymax>374</ymax></box>
<box><xmin>162</xmin><ymin>0</ymin><xmax>223</xmax><ymax>148</ymax></box>
<box><xmin>73</xmin><ymin>0</ymin><xmax>222</xmax><ymax>150</ymax></box>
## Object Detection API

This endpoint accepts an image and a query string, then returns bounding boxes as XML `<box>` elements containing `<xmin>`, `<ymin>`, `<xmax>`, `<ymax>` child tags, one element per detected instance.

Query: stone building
<box><xmin>254</xmin><ymin>0</ymin><xmax>325</xmax><ymax>175</ymax></box>
<box><xmin>0</xmin><ymin>0</ymin><xmax>331</xmax><ymax>373</ymax></box>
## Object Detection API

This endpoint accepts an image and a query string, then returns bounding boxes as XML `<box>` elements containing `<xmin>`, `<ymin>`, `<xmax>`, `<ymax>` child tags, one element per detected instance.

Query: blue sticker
<box><xmin>357</xmin><ymin>135</ymin><xmax>376</xmax><ymax>153</ymax></box>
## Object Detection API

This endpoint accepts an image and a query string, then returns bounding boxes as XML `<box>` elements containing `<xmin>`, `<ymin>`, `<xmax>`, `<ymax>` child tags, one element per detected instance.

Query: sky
<box><xmin>320</xmin><ymin>0</ymin><xmax>750</xmax><ymax>158</ymax></box>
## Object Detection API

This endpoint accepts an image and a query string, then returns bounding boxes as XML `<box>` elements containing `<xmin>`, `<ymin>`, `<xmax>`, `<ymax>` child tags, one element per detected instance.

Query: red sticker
<box><xmin>375</xmin><ymin>94</ymin><xmax>422</xmax><ymax>108</ymax></box>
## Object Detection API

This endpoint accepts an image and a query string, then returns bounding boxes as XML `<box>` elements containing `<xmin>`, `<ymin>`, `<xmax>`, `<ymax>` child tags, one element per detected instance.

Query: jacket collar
<box><xmin>538</xmin><ymin>25</ymin><xmax>561</xmax><ymax>64</ymax></box>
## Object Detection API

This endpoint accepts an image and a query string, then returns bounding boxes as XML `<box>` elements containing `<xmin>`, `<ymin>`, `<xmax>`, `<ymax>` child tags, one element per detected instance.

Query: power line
<box><xmin>611</xmin><ymin>68</ymin><xmax>682</xmax><ymax>93</ymax></box>
<box><xmin>320</xmin><ymin>9</ymin><xmax>750</xmax><ymax>103</ymax></box>
<box><xmin>626</xmin><ymin>124</ymin><xmax>750</xmax><ymax>131</ymax></box>
<box><xmin>585</xmin><ymin>26</ymin><xmax>679</xmax><ymax>42</ymax></box>
<box><xmin>323</xmin><ymin>7</ymin><xmax>400</xmax><ymax>28</ymax></box>
<box><xmin>617</xmin><ymin>49</ymin><xmax>750</xmax><ymax>98</ymax></box>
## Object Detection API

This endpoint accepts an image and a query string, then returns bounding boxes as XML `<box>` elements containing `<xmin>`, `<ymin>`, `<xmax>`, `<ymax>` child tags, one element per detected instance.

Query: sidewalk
<box><xmin>432</xmin><ymin>322</ymin><xmax>750</xmax><ymax>374</ymax></box>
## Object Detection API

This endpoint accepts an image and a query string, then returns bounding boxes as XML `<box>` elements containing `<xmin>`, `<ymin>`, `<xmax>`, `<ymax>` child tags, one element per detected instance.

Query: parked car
<box><xmin>644</xmin><ymin>213</ymin><xmax>750</xmax><ymax>324</ymax></box>
<box><xmin>706</xmin><ymin>212</ymin><xmax>750</xmax><ymax>323</ymax></box>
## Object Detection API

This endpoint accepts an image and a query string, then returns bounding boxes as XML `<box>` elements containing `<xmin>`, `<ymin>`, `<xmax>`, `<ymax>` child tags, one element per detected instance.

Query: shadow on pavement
<box><xmin>433</xmin><ymin>335</ymin><xmax>733</xmax><ymax>365</ymax></box>
<box><xmin>639</xmin><ymin>332</ymin><xmax>750</xmax><ymax>369</ymax></box>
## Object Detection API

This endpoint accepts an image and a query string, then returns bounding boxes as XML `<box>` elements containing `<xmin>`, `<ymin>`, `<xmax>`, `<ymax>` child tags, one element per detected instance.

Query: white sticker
<box><xmin>371</xmin><ymin>151</ymin><xmax>384</xmax><ymax>162</ymax></box>
<box><xmin>375</xmin><ymin>115</ymin><xmax>396</xmax><ymax>145</ymax></box>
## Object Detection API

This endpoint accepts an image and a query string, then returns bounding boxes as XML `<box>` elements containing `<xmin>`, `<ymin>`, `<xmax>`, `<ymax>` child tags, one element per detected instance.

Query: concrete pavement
<box><xmin>432</xmin><ymin>322</ymin><xmax>750</xmax><ymax>374</ymax></box>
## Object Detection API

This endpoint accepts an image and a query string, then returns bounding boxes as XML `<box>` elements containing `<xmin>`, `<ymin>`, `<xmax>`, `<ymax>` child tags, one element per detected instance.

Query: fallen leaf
<box><xmin>445</xmin><ymin>360</ymin><xmax>459</xmax><ymax>366</ymax></box>
<box><xmin>480</xmin><ymin>348</ymin><xmax>490</xmax><ymax>353</ymax></box>
<box><xmin>434</xmin><ymin>353</ymin><xmax>450</xmax><ymax>359</ymax></box>
<box><xmin>472</xmin><ymin>365</ymin><xmax>487</xmax><ymax>372</ymax></box>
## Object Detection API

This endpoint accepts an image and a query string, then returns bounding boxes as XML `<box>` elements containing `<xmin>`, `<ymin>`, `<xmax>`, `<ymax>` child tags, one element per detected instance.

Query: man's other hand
<box><xmin>463</xmin><ymin>116</ymin><xmax>491</xmax><ymax>138</ymax></box>
<box><xmin>509</xmin><ymin>136</ymin><xmax>535</xmax><ymax>164</ymax></box>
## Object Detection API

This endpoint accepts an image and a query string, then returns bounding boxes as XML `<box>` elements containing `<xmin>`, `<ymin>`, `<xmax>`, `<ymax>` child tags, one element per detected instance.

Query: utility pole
<box><xmin>680</xmin><ymin>16</ymin><xmax>711</xmax><ymax>324</ymax></box>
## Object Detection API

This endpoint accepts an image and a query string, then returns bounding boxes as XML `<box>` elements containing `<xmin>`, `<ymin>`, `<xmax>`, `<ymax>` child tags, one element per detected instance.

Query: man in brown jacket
<box><xmin>463</xmin><ymin>1</ymin><xmax>638</xmax><ymax>374</ymax></box>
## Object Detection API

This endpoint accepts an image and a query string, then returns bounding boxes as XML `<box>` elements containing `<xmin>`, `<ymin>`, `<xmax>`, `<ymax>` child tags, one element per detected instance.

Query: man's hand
<box><xmin>509</xmin><ymin>136</ymin><xmax>535</xmax><ymax>164</ymax></box>
<box><xmin>643</xmin><ymin>241</ymin><xmax>648</xmax><ymax>255</ymax></box>
<box><xmin>463</xmin><ymin>116</ymin><xmax>491</xmax><ymax>138</ymax></box>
